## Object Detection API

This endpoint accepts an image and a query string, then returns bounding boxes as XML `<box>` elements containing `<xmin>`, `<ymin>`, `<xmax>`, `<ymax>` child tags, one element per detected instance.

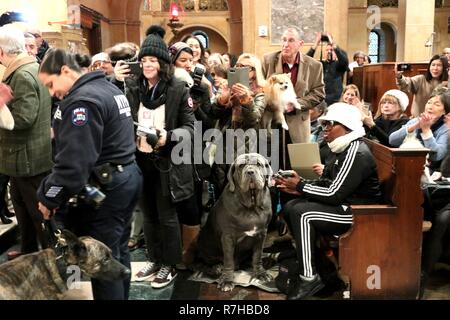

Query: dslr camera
<box><xmin>135</xmin><ymin>122</ymin><xmax>160</xmax><ymax>148</ymax></box>
<box><xmin>191</xmin><ymin>63</ymin><xmax>206</xmax><ymax>88</ymax></box>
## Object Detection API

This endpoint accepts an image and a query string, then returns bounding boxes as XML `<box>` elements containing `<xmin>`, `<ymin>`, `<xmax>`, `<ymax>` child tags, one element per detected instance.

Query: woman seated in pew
<box><xmin>421</xmin><ymin>113</ymin><xmax>450</xmax><ymax>298</ymax></box>
<box><xmin>360</xmin><ymin>89</ymin><xmax>409</xmax><ymax>147</ymax></box>
<box><xmin>389</xmin><ymin>87</ymin><xmax>450</xmax><ymax>173</ymax></box>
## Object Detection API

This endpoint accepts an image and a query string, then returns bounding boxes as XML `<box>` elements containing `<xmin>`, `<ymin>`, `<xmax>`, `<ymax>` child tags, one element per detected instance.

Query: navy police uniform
<box><xmin>37</xmin><ymin>71</ymin><xmax>143</xmax><ymax>300</ymax></box>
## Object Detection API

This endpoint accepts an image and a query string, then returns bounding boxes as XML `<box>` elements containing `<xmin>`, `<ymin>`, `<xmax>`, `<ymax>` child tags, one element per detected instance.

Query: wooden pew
<box><xmin>338</xmin><ymin>139</ymin><xmax>429</xmax><ymax>299</ymax></box>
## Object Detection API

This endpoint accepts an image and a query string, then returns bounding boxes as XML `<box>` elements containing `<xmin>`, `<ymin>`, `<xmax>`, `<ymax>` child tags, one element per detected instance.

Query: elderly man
<box><xmin>23</xmin><ymin>32</ymin><xmax>38</xmax><ymax>59</ymax></box>
<box><xmin>275</xmin><ymin>103</ymin><xmax>381</xmax><ymax>300</ymax></box>
<box><xmin>443</xmin><ymin>48</ymin><xmax>450</xmax><ymax>61</ymax></box>
<box><xmin>0</xmin><ymin>26</ymin><xmax>52</xmax><ymax>256</ymax></box>
<box><xmin>263</xmin><ymin>27</ymin><xmax>325</xmax><ymax>169</ymax></box>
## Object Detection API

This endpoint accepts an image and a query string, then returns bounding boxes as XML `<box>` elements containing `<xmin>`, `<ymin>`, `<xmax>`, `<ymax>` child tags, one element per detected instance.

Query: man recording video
<box><xmin>307</xmin><ymin>32</ymin><xmax>349</xmax><ymax>106</ymax></box>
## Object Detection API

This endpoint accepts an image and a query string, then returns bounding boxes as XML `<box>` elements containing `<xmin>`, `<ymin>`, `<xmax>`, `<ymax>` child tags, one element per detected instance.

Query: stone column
<box><xmin>397</xmin><ymin>0</ymin><xmax>435</xmax><ymax>62</ymax></box>
<box><xmin>325</xmin><ymin>0</ymin><xmax>349</xmax><ymax>51</ymax></box>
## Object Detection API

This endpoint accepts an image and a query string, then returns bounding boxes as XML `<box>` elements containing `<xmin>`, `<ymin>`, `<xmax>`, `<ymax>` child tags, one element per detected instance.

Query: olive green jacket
<box><xmin>0</xmin><ymin>54</ymin><xmax>52</xmax><ymax>177</ymax></box>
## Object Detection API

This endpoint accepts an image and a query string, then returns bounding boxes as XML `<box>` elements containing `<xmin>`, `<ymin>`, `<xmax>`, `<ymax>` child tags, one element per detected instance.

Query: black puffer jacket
<box><xmin>297</xmin><ymin>139</ymin><xmax>382</xmax><ymax>205</ymax></box>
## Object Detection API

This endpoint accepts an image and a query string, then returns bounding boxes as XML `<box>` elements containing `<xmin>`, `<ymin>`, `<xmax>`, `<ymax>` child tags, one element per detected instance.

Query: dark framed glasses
<box><xmin>320</xmin><ymin>120</ymin><xmax>340</xmax><ymax>129</ymax></box>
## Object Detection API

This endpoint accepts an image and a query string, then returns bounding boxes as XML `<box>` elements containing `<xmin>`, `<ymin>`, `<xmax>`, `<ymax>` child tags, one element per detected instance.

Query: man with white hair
<box><xmin>263</xmin><ymin>27</ymin><xmax>325</xmax><ymax>169</ymax></box>
<box><xmin>0</xmin><ymin>26</ymin><xmax>52</xmax><ymax>257</ymax></box>
<box><xmin>274</xmin><ymin>103</ymin><xmax>381</xmax><ymax>300</ymax></box>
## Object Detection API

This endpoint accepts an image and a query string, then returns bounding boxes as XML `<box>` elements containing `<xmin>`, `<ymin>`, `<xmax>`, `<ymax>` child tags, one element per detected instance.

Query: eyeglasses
<box><xmin>320</xmin><ymin>120</ymin><xmax>340</xmax><ymax>129</ymax></box>
<box><xmin>235</xmin><ymin>63</ymin><xmax>255</xmax><ymax>71</ymax></box>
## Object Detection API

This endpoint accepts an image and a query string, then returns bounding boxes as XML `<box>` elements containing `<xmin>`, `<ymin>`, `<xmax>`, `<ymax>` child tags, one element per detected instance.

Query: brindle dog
<box><xmin>196</xmin><ymin>153</ymin><xmax>274</xmax><ymax>292</ymax></box>
<box><xmin>0</xmin><ymin>230</ymin><xmax>130</xmax><ymax>300</ymax></box>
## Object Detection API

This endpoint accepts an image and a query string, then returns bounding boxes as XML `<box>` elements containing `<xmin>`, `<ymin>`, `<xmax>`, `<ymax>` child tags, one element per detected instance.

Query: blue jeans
<box><xmin>65</xmin><ymin>162</ymin><xmax>143</xmax><ymax>300</ymax></box>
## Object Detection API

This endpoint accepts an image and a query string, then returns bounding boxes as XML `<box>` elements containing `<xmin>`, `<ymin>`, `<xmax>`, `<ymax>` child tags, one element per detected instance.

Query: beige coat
<box><xmin>396</xmin><ymin>74</ymin><xmax>443</xmax><ymax>117</ymax></box>
<box><xmin>262</xmin><ymin>51</ymin><xmax>325</xmax><ymax>143</ymax></box>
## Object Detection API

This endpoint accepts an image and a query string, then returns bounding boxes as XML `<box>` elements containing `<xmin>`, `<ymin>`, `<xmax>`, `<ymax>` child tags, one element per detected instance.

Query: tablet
<box><xmin>287</xmin><ymin>143</ymin><xmax>321</xmax><ymax>180</ymax></box>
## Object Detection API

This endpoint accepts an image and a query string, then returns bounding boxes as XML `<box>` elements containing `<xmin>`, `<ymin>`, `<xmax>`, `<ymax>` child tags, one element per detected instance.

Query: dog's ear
<box><xmin>227</xmin><ymin>161</ymin><xmax>236</xmax><ymax>192</ymax></box>
<box><xmin>262</xmin><ymin>156</ymin><xmax>274</xmax><ymax>187</ymax></box>
<box><xmin>60</xmin><ymin>230</ymin><xmax>87</xmax><ymax>261</ymax></box>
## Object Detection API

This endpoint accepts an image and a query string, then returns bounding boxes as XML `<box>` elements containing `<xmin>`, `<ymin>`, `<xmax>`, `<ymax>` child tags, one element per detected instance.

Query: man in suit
<box><xmin>262</xmin><ymin>27</ymin><xmax>325</xmax><ymax>169</ymax></box>
<box><xmin>0</xmin><ymin>26</ymin><xmax>52</xmax><ymax>255</ymax></box>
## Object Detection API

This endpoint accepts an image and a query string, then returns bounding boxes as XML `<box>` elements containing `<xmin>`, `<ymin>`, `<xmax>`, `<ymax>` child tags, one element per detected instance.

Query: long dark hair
<box><xmin>39</xmin><ymin>48</ymin><xmax>82</xmax><ymax>74</ymax></box>
<box><xmin>180</xmin><ymin>34</ymin><xmax>207</xmax><ymax>67</ymax></box>
<box><xmin>425</xmin><ymin>54</ymin><xmax>449</xmax><ymax>82</ymax></box>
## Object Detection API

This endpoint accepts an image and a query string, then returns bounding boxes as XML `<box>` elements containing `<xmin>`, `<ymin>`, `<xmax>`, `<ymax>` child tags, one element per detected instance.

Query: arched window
<box><xmin>368</xmin><ymin>30</ymin><xmax>380</xmax><ymax>63</ymax></box>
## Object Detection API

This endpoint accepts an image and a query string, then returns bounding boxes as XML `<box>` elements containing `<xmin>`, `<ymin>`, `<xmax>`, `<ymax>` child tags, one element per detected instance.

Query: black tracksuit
<box><xmin>283</xmin><ymin>139</ymin><xmax>381</xmax><ymax>278</ymax></box>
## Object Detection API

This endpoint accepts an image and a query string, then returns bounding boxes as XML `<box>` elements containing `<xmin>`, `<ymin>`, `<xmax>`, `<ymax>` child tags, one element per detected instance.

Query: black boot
<box><xmin>0</xmin><ymin>210</ymin><xmax>12</xmax><ymax>224</ymax></box>
<box><xmin>287</xmin><ymin>274</ymin><xmax>325</xmax><ymax>300</ymax></box>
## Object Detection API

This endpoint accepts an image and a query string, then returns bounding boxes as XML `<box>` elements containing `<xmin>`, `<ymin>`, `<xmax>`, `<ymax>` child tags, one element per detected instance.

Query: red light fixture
<box><xmin>170</xmin><ymin>3</ymin><xmax>180</xmax><ymax>21</ymax></box>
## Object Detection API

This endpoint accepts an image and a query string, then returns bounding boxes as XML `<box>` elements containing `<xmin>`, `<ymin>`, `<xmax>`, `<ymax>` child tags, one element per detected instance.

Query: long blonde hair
<box><xmin>236</xmin><ymin>53</ymin><xmax>266</xmax><ymax>88</ymax></box>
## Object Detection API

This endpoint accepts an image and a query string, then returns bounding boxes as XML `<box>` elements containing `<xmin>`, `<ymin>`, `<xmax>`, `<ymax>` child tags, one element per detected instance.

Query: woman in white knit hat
<box><xmin>362</xmin><ymin>89</ymin><xmax>409</xmax><ymax>147</ymax></box>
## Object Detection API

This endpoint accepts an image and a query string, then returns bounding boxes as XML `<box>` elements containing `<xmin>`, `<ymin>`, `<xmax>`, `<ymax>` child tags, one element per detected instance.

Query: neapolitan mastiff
<box><xmin>196</xmin><ymin>153</ymin><xmax>273</xmax><ymax>291</ymax></box>
<box><xmin>0</xmin><ymin>230</ymin><xmax>130</xmax><ymax>300</ymax></box>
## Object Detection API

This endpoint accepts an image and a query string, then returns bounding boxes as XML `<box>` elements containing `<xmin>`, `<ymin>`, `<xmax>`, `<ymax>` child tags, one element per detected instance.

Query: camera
<box><xmin>397</xmin><ymin>63</ymin><xmax>412</xmax><ymax>72</ymax></box>
<box><xmin>68</xmin><ymin>184</ymin><xmax>106</xmax><ymax>208</ymax></box>
<box><xmin>135</xmin><ymin>122</ymin><xmax>160</xmax><ymax>148</ymax></box>
<box><xmin>192</xmin><ymin>63</ymin><xmax>206</xmax><ymax>88</ymax></box>
<box><xmin>79</xmin><ymin>184</ymin><xmax>106</xmax><ymax>208</ymax></box>
<box><xmin>320</xmin><ymin>33</ymin><xmax>329</xmax><ymax>42</ymax></box>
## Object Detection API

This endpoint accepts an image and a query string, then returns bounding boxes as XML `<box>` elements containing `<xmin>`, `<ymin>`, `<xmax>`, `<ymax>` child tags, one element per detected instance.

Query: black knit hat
<box><xmin>138</xmin><ymin>25</ymin><xmax>170</xmax><ymax>63</ymax></box>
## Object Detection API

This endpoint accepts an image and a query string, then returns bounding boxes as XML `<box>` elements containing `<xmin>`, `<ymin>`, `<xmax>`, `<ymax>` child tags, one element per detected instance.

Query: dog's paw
<box><xmin>218</xmin><ymin>274</ymin><xmax>235</xmax><ymax>292</ymax></box>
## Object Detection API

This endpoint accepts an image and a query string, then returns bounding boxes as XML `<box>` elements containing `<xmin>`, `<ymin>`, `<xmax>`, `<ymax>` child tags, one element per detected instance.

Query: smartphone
<box><xmin>397</xmin><ymin>63</ymin><xmax>412</xmax><ymax>72</ymax></box>
<box><xmin>127</xmin><ymin>62</ymin><xmax>142</xmax><ymax>76</ymax></box>
<box><xmin>227</xmin><ymin>67</ymin><xmax>249</xmax><ymax>88</ymax></box>
<box><xmin>274</xmin><ymin>170</ymin><xmax>296</xmax><ymax>179</ymax></box>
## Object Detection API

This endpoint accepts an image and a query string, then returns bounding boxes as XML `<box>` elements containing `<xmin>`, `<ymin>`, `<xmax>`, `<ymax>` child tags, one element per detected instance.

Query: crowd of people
<box><xmin>0</xmin><ymin>22</ymin><xmax>449</xmax><ymax>300</ymax></box>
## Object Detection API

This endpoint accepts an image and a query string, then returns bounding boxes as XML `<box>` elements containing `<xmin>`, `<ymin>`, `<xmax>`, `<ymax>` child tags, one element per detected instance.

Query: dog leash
<box><xmin>42</xmin><ymin>219</ymin><xmax>67</xmax><ymax>259</ymax></box>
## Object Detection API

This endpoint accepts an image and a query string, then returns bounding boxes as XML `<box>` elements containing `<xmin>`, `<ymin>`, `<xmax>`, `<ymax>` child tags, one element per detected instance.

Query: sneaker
<box><xmin>287</xmin><ymin>274</ymin><xmax>325</xmax><ymax>300</ymax></box>
<box><xmin>151</xmin><ymin>265</ymin><xmax>177</xmax><ymax>288</ymax></box>
<box><xmin>135</xmin><ymin>261</ymin><xmax>160</xmax><ymax>282</ymax></box>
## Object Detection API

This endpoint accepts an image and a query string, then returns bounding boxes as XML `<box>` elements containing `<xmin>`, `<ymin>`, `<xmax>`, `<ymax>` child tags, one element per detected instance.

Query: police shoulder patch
<box><xmin>72</xmin><ymin>107</ymin><xmax>88</xmax><ymax>126</ymax></box>
<box><xmin>187</xmin><ymin>96</ymin><xmax>194</xmax><ymax>108</ymax></box>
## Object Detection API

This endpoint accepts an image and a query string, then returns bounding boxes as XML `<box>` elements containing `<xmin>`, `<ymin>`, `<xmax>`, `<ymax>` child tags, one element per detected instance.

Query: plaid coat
<box><xmin>0</xmin><ymin>56</ymin><xmax>52</xmax><ymax>177</ymax></box>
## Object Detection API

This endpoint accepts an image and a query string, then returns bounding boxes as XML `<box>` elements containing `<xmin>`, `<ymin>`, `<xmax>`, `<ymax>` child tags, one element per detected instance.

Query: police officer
<box><xmin>37</xmin><ymin>48</ymin><xmax>143</xmax><ymax>300</ymax></box>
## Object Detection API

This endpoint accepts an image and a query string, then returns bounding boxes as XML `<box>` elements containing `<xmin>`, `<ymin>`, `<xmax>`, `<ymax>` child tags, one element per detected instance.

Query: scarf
<box><xmin>2</xmin><ymin>53</ymin><xmax>37</xmax><ymax>81</ymax></box>
<box><xmin>328</xmin><ymin>129</ymin><xmax>365</xmax><ymax>153</ymax></box>
<box><xmin>139</xmin><ymin>78</ymin><xmax>168</xmax><ymax>110</ymax></box>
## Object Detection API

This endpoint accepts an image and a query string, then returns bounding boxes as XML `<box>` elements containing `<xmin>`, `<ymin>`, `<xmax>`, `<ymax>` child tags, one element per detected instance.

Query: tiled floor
<box><xmin>1</xmin><ymin>223</ymin><xmax>449</xmax><ymax>300</ymax></box>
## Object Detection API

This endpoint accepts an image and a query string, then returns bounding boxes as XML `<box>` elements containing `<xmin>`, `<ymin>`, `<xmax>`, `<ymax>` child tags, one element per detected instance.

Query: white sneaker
<box><xmin>151</xmin><ymin>265</ymin><xmax>177</xmax><ymax>288</ymax></box>
<box><xmin>135</xmin><ymin>261</ymin><xmax>160</xmax><ymax>282</ymax></box>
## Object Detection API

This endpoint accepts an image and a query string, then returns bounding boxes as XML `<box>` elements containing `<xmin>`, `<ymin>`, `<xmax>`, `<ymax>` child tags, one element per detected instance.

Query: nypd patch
<box><xmin>72</xmin><ymin>107</ymin><xmax>88</xmax><ymax>126</ymax></box>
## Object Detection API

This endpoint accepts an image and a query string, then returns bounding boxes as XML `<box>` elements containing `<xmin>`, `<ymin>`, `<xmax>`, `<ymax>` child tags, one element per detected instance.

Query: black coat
<box><xmin>113</xmin><ymin>76</ymin><xmax>196</xmax><ymax>202</ymax></box>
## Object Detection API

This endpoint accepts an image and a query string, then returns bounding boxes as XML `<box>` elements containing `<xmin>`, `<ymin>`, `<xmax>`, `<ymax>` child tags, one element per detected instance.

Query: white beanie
<box><xmin>382</xmin><ymin>89</ymin><xmax>409</xmax><ymax>112</ymax></box>
<box><xmin>318</xmin><ymin>102</ymin><xmax>363</xmax><ymax>133</ymax></box>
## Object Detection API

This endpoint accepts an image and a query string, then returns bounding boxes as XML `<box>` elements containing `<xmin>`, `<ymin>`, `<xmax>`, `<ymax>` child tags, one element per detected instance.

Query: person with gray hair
<box><xmin>0</xmin><ymin>25</ymin><xmax>52</xmax><ymax>257</ymax></box>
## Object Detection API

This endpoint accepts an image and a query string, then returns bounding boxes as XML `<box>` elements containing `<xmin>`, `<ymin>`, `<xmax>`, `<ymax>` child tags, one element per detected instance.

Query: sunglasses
<box><xmin>235</xmin><ymin>64</ymin><xmax>255</xmax><ymax>71</ymax></box>
<box><xmin>320</xmin><ymin>120</ymin><xmax>340</xmax><ymax>129</ymax></box>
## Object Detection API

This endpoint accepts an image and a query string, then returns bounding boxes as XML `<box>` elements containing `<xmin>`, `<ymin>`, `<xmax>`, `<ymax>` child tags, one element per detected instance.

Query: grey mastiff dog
<box><xmin>197</xmin><ymin>153</ymin><xmax>273</xmax><ymax>291</ymax></box>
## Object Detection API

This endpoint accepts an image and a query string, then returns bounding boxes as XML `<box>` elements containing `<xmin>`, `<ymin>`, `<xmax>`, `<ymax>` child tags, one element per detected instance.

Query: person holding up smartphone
<box><xmin>396</xmin><ymin>55</ymin><xmax>448</xmax><ymax>117</ymax></box>
<box><xmin>210</xmin><ymin>53</ymin><xmax>267</xmax><ymax>194</ymax></box>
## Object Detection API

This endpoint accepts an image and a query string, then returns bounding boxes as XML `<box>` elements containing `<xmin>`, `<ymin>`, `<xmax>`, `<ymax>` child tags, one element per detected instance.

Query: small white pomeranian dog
<box><xmin>263</xmin><ymin>74</ymin><xmax>300</xmax><ymax>130</ymax></box>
